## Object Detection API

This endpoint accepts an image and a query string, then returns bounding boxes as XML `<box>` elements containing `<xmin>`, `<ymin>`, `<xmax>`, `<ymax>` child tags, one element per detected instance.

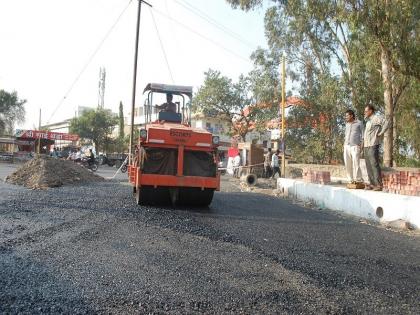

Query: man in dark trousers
<box><xmin>271</xmin><ymin>149</ymin><xmax>281</xmax><ymax>179</ymax></box>
<box><xmin>264</xmin><ymin>148</ymin><xmax>273</xmax><ymax>178</ymax></box>
<box><xmin>363</xmin><ymin>105</ymin><xmax>390</xmax><ymax>191</ymax></box>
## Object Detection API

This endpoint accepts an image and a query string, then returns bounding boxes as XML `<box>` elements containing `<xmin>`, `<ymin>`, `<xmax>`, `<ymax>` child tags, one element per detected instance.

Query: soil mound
<box><xmin>6</xmin><ymin>155</ymin><xmax>103</xmax><ymax>189</ymax></box>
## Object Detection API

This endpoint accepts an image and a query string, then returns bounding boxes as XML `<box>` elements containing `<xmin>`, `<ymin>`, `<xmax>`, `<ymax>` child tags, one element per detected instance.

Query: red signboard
<box><xmin>15</xmin><ymin>129</ymin><xmax>79</xmax><ymax>141</ymax></box>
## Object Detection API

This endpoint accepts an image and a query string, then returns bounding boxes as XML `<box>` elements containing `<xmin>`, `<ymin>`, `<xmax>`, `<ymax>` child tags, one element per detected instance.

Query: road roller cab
<box><xmin>128</xmin><ymin>83</ymin><xmax>220</xmax><ymax>206</ymax></box>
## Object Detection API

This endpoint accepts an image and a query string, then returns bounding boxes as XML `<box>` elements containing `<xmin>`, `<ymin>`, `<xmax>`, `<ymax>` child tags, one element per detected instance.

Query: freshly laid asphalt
<box><xmin>0</xmin><ymin>164</ymin><xmax>419</xmax><ymax>314</ymax></box>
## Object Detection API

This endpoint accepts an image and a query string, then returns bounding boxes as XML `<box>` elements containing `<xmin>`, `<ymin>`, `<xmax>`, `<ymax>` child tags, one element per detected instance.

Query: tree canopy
<box><xmin>194</xmin><ymin>68</ymin><xmax>282</xmax><ymax>141</ymax></box>
<box><xmin>0</xmin><ymin>90</ymin><xmax>26</xmax><ymax>135</ymax></box>
<box><xmin>194</xmin><ymin>69</ymin><xmax>253</xmax><ymax>141</ymax></box>
<box><xmin>225</xmin><ymin>0</ymin><xmax>420</xmax><ymax>165</ymax></box>
<box><xmin>69</xmin><ymin>108</ymin><xmax>118</xmax><ymax>154</ymax></box>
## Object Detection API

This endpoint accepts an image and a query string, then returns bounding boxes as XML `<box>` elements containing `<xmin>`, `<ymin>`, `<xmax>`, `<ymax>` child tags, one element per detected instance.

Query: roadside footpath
<box><xmin>278</xmin><ymin>178</ymin><xmax>420</xmax><ymax>231</ymax></box>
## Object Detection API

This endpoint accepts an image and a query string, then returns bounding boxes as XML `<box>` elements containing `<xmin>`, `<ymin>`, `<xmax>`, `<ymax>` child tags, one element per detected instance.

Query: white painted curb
<box><xmin>278</xmin><ymin>178</ymin><xmax>420</xmax><ymax>229</ymax></box>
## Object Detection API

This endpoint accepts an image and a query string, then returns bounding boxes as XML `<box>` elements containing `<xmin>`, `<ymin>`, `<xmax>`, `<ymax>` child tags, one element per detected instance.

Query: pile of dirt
<box><xmin>6</xmin><ymin>155</ymin><xmax>103</xmax><ymax>189</ymax></box>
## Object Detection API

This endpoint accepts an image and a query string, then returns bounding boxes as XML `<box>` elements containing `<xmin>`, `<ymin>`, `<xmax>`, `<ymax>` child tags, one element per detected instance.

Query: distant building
<box><xmin>126</xmin><ymin>105</ymin><xmax>158</xmax><ymax>125</ymax></box>
<box><xmin>41</xmin><ymin>119</ymin><xmax>72</xmax><ymax>133</ymax></box>
<box><xmin>191</xmin><ymin>113</ymin><xmax>232</xmax><ymax>152</ymax></box>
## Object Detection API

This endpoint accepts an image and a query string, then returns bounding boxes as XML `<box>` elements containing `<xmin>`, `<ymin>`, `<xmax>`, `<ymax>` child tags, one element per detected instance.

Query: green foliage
<box><xmin>395</xmin><ymin>78</ymin><xmax>420</xmax><ymax>164</ymax></box>
<box><xmin>225</xmin><ymin>0</ymin><xmax>420</xmax><ymax>166</ymax></box>
<box><xmin>288</xmin><ymin>74</ymin><xmax>347</xmax><ymax>163</ymax></box>
<box><xmin>0</xmin><ymin>90</ymin><xmax>26</xmax><ymax>135</ymax></box>
<box><xmin>193</xmin><ymin>69</ymin><xmax>255</xmax><ymax>141</ymax></box>
<box><xmin>123</xmin><ymin>128</ymin><xmax>140</xmax><ymax>147</ymax></box>
<box><xmin>348</xmin><ymin>0</ymin><xmax>420</xmax><ymax>81</ymax></box>
<box><xmin>69</xmin><ymin>108</ymin><xmax>118</xmax><ymax>154</ymax></box>
<box><xmin>225</xmin><ymin>0</ymin><xmax>263</xmax><ymax>11</ymax></box>
<box><xmin>118</xmin><ymin>101</ymin><xmax>124</xmax><ymax>140</ymax></box>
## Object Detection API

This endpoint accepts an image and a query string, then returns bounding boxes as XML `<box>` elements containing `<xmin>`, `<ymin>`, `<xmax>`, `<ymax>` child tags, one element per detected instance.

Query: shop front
<box><xmin>14</xmin><ymin>129</ymin><xmax>79</xmax><ymax>155</ymax></box>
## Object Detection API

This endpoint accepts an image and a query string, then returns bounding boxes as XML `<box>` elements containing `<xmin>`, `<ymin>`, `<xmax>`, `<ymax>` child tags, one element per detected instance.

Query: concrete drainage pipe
<box><xmin>241</xmin><ymin>174</ymin><xmax>257</xmax><ymax>186</ymax></box>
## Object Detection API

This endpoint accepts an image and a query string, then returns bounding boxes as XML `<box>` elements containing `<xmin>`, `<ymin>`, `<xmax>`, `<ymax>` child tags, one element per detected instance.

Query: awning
<box><xmin>0</xmin><ymin>137</ymin><xmax>32</xmax><ymax>145</ymax></box>
<box><xmin>0</xmin><ymin>137</ymin><xmax>15</xmax><ymax>145</ymax></box>
<box><xmin>15</xmin><ymin>129</ymin><xmax>79</xmax><ymax>141</ymax></box>
<box><xmin>143</xmin><ymin>83</ymin><xmax>193</xmax><ymax>98</ymax></box>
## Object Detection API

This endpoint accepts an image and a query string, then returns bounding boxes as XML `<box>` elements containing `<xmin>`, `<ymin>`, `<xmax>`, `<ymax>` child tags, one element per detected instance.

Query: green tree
<box><xmin>118</xmin><ymin>101</ymin><xmax>124</xmax><ymax>140</ymax></box>
<box><xmin>69</xmin><ymin>108</ymin><xmax>118</xmax><ymax>154</ymax></box>
<box><xmin>344</xmin><ymin>0</ymin><xmax>419</xmax><ymax>166</ymax></box>
<box><xmin>193</xmin><ymin>69</ymin><xmax>256</xmax><ymax>141</ymax></box>
<box><xmin>287</xmin><ymin>74</ymin><xmax>347</xmax><ymax>163</ymax></box>
<box><xmin>247</xmin><ymin>48</ymin><xmax>281</xmax><ymax>130</ymax></box>
<box><xmin>394</xmin><ymin>78</ymin><xmax>420</xmax><ymax>165</ymax></box>
<box><xmin>0</xmin><ymin>90</ymin><xmax>26</xmax><ymax>134</ymax></box>
<box><xmin>226</xmin><ymin>0</ymin><xmax>420</xmax><ymax>166</ymax></box>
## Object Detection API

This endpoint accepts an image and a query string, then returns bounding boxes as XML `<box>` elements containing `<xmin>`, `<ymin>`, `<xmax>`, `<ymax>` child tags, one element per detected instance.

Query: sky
<box><xmin>0</xmin><ymin>0</ymin><xmax>269</xmax><ymax>130</ymax></box>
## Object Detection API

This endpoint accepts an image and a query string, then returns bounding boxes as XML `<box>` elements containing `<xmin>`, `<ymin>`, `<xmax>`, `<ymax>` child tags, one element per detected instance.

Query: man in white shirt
<box><xmin>233</xmin><ymin>153</ymin><xmax>241</xmax><ymax>178</ymax></box>
<box><xmin>344</xmin><ymin>109</ymin><xmax>364</xmax><ymax>184</ymax></box>
<box><xmin>271</xmin><ymin>149</ymin><xmax>281</xmax><ymax>179</ymax></box>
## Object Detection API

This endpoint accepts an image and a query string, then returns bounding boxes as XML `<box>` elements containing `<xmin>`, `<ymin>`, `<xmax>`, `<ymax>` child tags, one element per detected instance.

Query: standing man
<box><xmin>271</xmin><ymin>149</ymin><xmax>281</xmax><ymax>179</ymax></box>
<box><xmin>264</xmin><ymin>148</ymin><xmax>273</xmax><ymax>178</ymax></box>
<box><xmin>363</xmin><ymin>105</ymin><xmax>390</xmax><ymax>191</ymax></box>
<box><xmin>233</xmin><ymin>153</ymin><xmax>241</xmax><ymax>178</ymax></box>
<box><xmin>344</xmin><ymin>109</ymin><xmax>364</xmax><ymax>184</ymax></box>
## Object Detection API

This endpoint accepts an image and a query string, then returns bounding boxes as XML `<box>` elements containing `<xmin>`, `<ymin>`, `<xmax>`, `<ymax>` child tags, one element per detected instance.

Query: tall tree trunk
<box><xmin>393</xmin><ymin>114</ymin><xmax>398</xmax><ymax>167</ymax></box>
<box><xmin>380</xmin><ymin>46</ymin><xmax>394</xmax><ymax>167</ymax></box>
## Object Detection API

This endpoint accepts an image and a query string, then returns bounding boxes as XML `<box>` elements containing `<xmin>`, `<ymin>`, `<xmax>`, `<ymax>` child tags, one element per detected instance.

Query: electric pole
<box><xmin>37</xmin><ymin>108</ymin><xmax>42</xmax><ymax>154</ymax></box>
<box><xmin>281</xmin><ymin>53</ymin><xmax>286</xmax><ymax>178</ymax></box>
<box><xmin>129</xmin><ymin>0</ymin><xmax>152</xmax><ymax>164</ymax></box>
<box><xmin>38</xmin><ymin>108</ymin><xmax>41</xmax><ymax>130</ymax></box>
<box><xmin>98</xmin><ymin>67</ymin><xmax>106</xmax><ymax>109</ymax></box>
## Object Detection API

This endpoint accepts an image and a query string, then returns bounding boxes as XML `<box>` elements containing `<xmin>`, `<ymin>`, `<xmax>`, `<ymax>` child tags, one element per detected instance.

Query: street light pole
<box><xmin>129</xmin><ymin>0</ymin><xmax>152</xmax><ymax>164</ymax></box>
<box><xmin>281</xmin><ymin>52</ymin><xmax>286</xmax><ymax>178</ymax></box>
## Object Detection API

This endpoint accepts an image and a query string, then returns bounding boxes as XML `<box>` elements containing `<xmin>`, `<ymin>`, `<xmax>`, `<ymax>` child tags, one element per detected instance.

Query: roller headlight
<box><xmin>139</xmin><ymin>129</ymin><xmax>147</xmax><ymax>140</ymax></box>
<box><xmin>212</xmin><ymin>136</ymin><xmax>220</xmax><ymax>145</ymax></box>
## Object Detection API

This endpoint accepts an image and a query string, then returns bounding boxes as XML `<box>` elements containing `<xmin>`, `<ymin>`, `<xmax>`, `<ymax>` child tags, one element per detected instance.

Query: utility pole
<box><xmin>38</xmin><ymin>108</ymin><xmax>42</xmax><ymax>154</ymax></box>
<box><xmin>129</xmin><ymin>0</ymin><xmax>152</xmax><ymax>164</ymax></box>
<box><xmin>281</xmin><ymin>53</ymin><xmax>286</xmax><ymax>178</ymax></box>
<box><xmin>98</xmin><ymin>67</ymin><xmax>106</xmax><ymax>109</ymax></box>
<box><xmin>38</xmin><ymin>108</ymin><xmax>41</xmax><ymax>130</ymax></box>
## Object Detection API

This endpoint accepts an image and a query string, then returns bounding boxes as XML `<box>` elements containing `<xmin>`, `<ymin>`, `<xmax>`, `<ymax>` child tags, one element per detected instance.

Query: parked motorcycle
<box><xmin>80</xmin><ymin>158</ymin><xmax>98</xmax><ymax>172</ymax></box>
<box><xmin>120</xmin><ymin>158</ymin><xmax>128</xmax><ymax>173</ymax></box>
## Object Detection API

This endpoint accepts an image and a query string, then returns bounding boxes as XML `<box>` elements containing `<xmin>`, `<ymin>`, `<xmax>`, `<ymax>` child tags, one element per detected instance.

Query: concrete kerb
<box><xmin>277</xmin><ymin>178</ymin><xmax>420</xmax><ymax>230</ymax></box>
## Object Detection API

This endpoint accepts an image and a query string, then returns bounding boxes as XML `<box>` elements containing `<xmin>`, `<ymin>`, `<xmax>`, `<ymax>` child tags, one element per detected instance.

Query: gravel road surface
<box><xmin>1</xmin><ymin>164</ymin><xmax>419</xmax><ymax>314</ymax></box>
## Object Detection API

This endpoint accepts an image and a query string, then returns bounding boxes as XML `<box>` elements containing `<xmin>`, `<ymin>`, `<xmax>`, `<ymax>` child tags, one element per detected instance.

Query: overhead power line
<box><xmin>47</xmin><ymin>0</ymin><xmax>133</xmax><ymax>124</ymax></box>
<box><xmin>173</xmin><ymin>0</ymin><xmax>257</xmax><ymax>49</ymax></box>
<box><xmin>149</xmin><ymin>8</ymin><xmax>175</xmax><ymax>83</ymax></box>
<box><xmin>152</xmin><ymin>7</ymin><xmax>250</xmax><ymax>63</ymax></box>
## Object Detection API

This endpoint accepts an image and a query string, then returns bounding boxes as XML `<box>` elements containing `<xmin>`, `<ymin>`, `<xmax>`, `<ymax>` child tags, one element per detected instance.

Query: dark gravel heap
<box><xmin>5</xmin><ymin>155</ymin><xmax>102</xmax><ymax>189</ymax></box>
<box><xmin>0</xmin><ymin>178</ymin><xmax>419</xmax><ymax>314</ymax></box>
